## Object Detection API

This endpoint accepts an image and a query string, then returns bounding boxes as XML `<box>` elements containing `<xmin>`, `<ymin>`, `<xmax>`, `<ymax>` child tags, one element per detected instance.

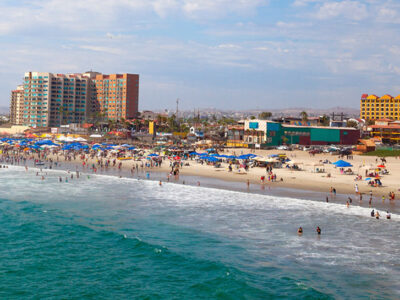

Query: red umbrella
<box><xmin>174</xmin><ymin>156</ymin><xmax>181</xmax><ymax>160</ymax></box>
<box><xmin>377</xmin><ymin>165</ymin><xmax>386</xmax><ymax>168</ymax></box>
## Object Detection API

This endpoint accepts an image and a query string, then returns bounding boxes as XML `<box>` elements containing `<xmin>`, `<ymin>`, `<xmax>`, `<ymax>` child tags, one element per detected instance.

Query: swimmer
<box><xmin>348</xmin><ymin>197</ymin><xmax>352</xmax><ymax>203</ymax></box>
<box><xmin>159</xmin><ymin>180</ymin><xmax>162</xmax><ymax>186</ymax></box>
<box><xmin>346</xmin><ymin>201</ymin><xmax>350</xmax><ymax>208</ymax></box>
<box><xmin>376</xmin><ymin>211</ymin><xmax>380</xmax><ymax>219</ymax></box>
<box><xmin>382</xmin><ymin>195</ymin><xmax>385</xmax><ymax>203</ymax></box>
<box><xmin>316</xmin><ymin>226</ymin><xmax>321</xmax><ymax>235</ymax></box>
<box><xmin>326</xmin><ymin>196</ymin><xmax>329</xmax><ymax>203</ymax></box>
<box><xmin>371</xmin><ymin>209</ymin><xmax>375</xmax><ymax>217</ymax></box>
<box><xmin>298</xmin><ymin>227</ymin><xmax>303</xmax><ymax>235</ymax></box>
<box><xmin>386</xmin><ymin>211</ymin><xmax>391</xmax><ymax>220</ymax></box>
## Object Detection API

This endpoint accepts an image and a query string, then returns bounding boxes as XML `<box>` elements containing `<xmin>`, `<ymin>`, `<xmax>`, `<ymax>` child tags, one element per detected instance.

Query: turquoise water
<box><xmin>0</xmin><ymin>167</ymin><xmax>399</xmax><ymax>299</ymax></box>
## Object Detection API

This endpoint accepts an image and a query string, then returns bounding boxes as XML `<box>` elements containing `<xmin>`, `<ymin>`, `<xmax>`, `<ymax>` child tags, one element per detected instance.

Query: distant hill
<box><xmin>0</xmin><ymin>106</ymin><xmax>9</xmax><ymax>115</ymax></box>
<box><xmin>266</xmin><ymin>107</ymin><xmax>360</xmax><ymax>118</ymax></box>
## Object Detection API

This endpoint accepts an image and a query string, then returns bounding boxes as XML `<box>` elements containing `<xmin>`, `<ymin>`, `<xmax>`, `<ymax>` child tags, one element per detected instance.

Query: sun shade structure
<box><xmin>333</xmin><ymin>160</ymin><xmax>353</xmax><ymax>167</ymax></box>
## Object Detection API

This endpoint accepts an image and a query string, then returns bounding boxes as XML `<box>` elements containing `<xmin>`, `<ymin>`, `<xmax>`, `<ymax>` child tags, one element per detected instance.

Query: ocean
<box><xmin>0</xmin><ymin>166</ymin><xmax>399</xmax><ymax>299</ymax></box>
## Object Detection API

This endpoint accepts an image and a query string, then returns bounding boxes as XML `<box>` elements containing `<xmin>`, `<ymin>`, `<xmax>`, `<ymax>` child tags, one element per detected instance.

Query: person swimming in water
<box><xmin>371</xmin><ymin>209</ymin><xmax>375</xmax><ymax>217</ymax></box>
<box><xmin>346</xmin><ymin>201</ymin><xmax>350</xmax><ymax>208</ymax></box>
<box><xmin>298</xmin><ymin>227</ymin><xmax>303</xmax><ymax>235</ymax></box>
<box><xmin>316</xmin><ymin>226</ymin><xmax>321</xmax><ymax>235</ymax></box>
<box><xmin>386</xmin><ymin>211</ymin><xmax>391</xmax><ymax>219</ymax></box>
<box><xmin>375</xmin><ymin>211</ymin><xmax>380</xmax><ymax>219</ymax></box>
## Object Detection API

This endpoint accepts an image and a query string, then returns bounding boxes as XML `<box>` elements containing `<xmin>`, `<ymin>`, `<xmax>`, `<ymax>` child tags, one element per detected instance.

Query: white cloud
<box><xmin>292</xmin><ymin>0</ymin><xmax>322</xmax><ymax>7</ymax></box>
<box><xmin>315</xmin><ymin>1</ymin><xmax>368</xmax><ymax>20</ymax></box>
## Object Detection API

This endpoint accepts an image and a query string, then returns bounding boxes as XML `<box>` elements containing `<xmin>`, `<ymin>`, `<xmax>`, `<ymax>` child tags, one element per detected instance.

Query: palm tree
<box><xmin>300</xmin><ymin>111</ymin><xmax>308</xmax><ymax>124</ymax></box>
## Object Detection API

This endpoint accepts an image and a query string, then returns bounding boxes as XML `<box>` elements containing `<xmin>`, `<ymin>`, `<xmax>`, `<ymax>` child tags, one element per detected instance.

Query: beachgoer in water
<box><xmin>159</xmin><ymin>180</ymin><xmax>162</xmax><ymax>186</ymax></box>
<box><xmin>346</xmin><ymin>201</ymin><xmax>350</xmax><ymax>208</ymax></box>
<box><xmin>376</xmin><ymin>211</ymin><xmax>380</xmax><ymax>219</ymax></box>
<box><xmin>348</xmin><ymin>197</ymin><xmax>352</xmax><ymax>203</ymax></box>
<box><xmin>316</xmin><ymin>226</ymin><xmax>321</xmax><ymax>235</ymax></box>
<box><xmin>326</xmin><ymin>196</ymin><xmax>329</xmax><ymax>203</ymax></box>
<box><xmin>298</xmin><ymin>227</ymin><xmax>303</xmax><ymax>235</ymax></box>
<box><xmin>382</xmin><ymin>195</ymin><xmax>385</xmax><ymax>203</ymax></box>
<box><xmin>247</xmin><ymin>179</ymin><xmax>250</xmax><ymax>188</ymax></box>
<box><xmin>386</xmin><ymin>211</ymin><xmax>391</xmax><ymax>219</ymax></box>
<box><xmin>371</xmin><ymin>209</ymin><xmax>375</xmax><ymax>217</ymax></box>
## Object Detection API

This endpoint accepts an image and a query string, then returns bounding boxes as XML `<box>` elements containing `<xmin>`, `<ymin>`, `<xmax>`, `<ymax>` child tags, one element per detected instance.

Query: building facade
<box><xmin>360</xmin><ymin>94</ymin><xmax>400</xmax><ymax>121</ymax></box>
<box><xmin>94</xmin><ymin>73</ymin><xmax>139</xmax><ymax>121</ymax></box>
<box><xmin>243</xmin><ymin>120</ymin><xmax>360</xmax><ymax>146</ymax></box>
<box><xmin>367</xmin><ymin>119</ymin><xmax>400</xmax><ymax>144</ymax></box>
<box><xmin>19</xmin><ymin>72</ymin><xmax>90</xmax><ymax>127</ymax></box>
<box><xmin>11</xmin><ymin>71</ymin><xmax>139</xmax><ymax>127</ymax></box>
<box><xmin>10</xmin><ymin>85</ymin><xmax>24</xmax><ymax>125</ymax></box>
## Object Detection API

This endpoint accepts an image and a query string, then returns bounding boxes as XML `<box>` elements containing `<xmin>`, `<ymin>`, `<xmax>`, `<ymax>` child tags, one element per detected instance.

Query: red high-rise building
<box><xmin>94</xmin><ymin>73</ymin><xmax>139</xmax><ymax>120</ymax></box>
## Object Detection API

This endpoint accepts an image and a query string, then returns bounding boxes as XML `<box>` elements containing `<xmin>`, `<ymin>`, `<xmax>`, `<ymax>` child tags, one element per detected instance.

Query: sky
<box><xmin>1</xmin><ymin>0</ymin><xmax>400</xmax><ymax>111</ymax></box>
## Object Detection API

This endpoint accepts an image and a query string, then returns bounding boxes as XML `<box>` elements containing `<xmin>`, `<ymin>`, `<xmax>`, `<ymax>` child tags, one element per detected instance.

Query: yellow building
<box><xmin>360</xmin><ymin>94</ymin><xmax>400</xmax><ymax>120</ymax></box>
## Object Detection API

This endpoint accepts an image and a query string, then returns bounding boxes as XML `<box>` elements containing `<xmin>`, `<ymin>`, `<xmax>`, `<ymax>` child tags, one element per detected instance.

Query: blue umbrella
<box><xmin>365</xmin><ymin>177</ymin><xmax>372</xmax><ymax>181</ymax></box>
<box><xmin>333</xmin><ymin>160</ymin><xmax>353</xmax><ymax>167</ymax></box>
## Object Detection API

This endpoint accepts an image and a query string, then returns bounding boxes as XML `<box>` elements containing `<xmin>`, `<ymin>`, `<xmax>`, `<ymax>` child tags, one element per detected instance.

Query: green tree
<box><xmin>346</xmin><ymin>120</ymin><xmax>358</xmax><ymax>128</ymax></box>
<box><xmin>258</xmin><ymin>111</ymin><xmax>272</xmax><ymax>120</ymax></box>
<box><xmin>320</xmin><ymin>114</ymin><xmax>330</xmax><ymax>126</ymax></box>
<box><xmin>250</xmin><ymin>116</ymin><xmax>256</xmax><ymax>120</ymax></box>
<box><xmin>299</xmin><ymin>111</ymin><xmax>308</xmax><ymax>123</ymax></box>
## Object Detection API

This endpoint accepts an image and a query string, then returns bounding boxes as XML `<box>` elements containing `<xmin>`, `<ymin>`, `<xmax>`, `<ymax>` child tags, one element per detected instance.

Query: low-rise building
<box><xmin>367</xmin><ymin>119</ymin><xmax>400</xmax><ymax>144</ymax></box>
<box><xmin>242</xmin><ymin>119</ymin><xmax>360</xmax><ymax>147</ymax></box>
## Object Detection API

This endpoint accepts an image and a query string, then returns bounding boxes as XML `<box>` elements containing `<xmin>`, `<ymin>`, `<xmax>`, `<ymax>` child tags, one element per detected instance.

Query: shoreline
<box><xmin>4</xmin><ymin>156</ymin><xmax>399</xmax><ymax>214</ymax></box>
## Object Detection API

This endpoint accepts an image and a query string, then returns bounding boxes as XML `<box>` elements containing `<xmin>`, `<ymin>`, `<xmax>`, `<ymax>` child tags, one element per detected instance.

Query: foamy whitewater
<box><xmin>0</xmin><ymin>166</ymin><xmax>399</xmax><ymax>299</ymax></box>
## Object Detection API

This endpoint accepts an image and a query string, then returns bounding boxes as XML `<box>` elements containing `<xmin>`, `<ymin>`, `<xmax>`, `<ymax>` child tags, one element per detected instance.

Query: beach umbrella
<box><xmin>377</xmin><ymin>165</ymin><xmax>386</xmax><ymax>168</ymax></box>
<box><xmin>333</xmin><ymin>160</ymin><xmax>353</xmax><ymax>167</ymax></box>
<box><xmin>365</xmin><ymin>177</ymin><xmax>372</xmax><ymax>181</ymax></box>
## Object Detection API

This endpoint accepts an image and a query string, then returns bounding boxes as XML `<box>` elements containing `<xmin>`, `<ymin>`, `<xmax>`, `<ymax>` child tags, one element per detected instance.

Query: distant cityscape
<box><xmin>2</xmin><ymin>71</ymin><xmax>400</xmax><ymax>147</ymax></box>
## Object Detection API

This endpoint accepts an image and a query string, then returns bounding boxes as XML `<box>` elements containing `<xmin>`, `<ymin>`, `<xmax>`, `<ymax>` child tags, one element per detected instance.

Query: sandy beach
<box><xmin>35</xmin><ymin>148</ymin><xmax>400</xmax><ymax>199</ymax></box>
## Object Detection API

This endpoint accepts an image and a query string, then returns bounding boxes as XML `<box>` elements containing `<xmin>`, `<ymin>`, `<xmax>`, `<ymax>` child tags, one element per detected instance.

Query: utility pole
<box><xmin>176</xmin><ymin>98</ymin><xmax>180</xmax><ymax>130</ymax></box>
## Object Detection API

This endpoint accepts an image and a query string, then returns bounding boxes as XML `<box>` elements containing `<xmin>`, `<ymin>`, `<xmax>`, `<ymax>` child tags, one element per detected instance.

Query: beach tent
<box><xmin>333</xmin><ymin>160</ymin><xmax>353</xmax><ymax>167</ymax></box>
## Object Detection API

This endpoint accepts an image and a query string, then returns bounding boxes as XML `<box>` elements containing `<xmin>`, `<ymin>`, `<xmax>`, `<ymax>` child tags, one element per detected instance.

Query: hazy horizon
<box><xmin>1</xmin><ymin>0</ymin><xmax>399</xmax><ymax>111</ymax></box>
